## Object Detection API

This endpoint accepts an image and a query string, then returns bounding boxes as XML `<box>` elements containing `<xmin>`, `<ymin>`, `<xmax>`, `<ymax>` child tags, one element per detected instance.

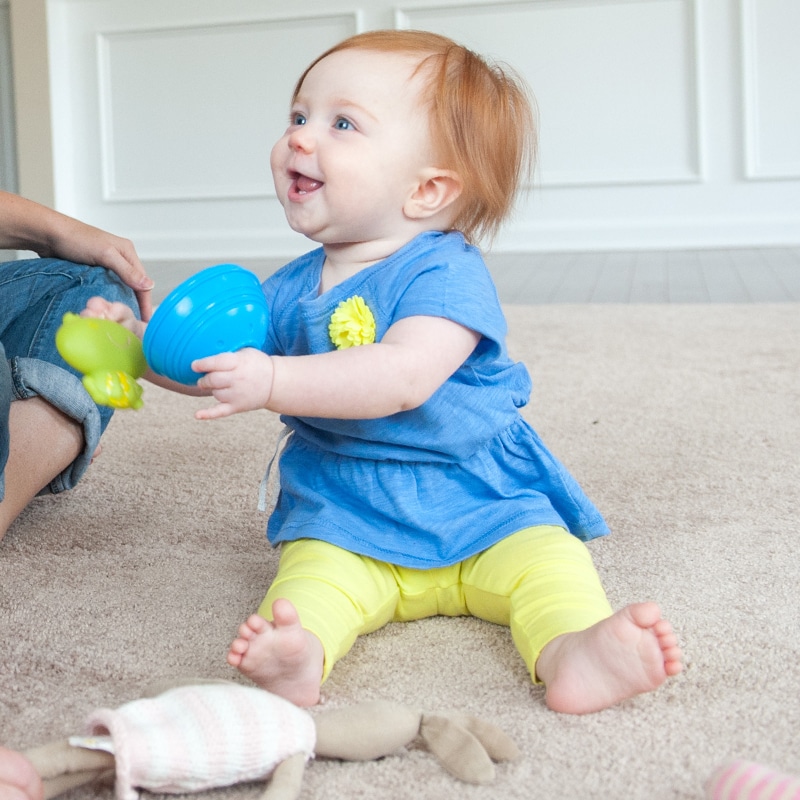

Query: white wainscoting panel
<box><xmin>98</xmin><ymin>17</ymin><xmax>358</xmax><ymax>202</ymax></box>
<box><xmin>741</xmin><ymin>0</ymin><xmax>800</xmax><ymax>180</ymax></box>
<box><xmin>47</xmin><ymin>2</ymin><xmax>360</xmax><ymax>259</ymax></box>
<box><xmin>28</xmin><ymin>0</ymin><xmax>800</xmax><ymax>261</ymax></box>
<box><xmin>398</xmin><ymin>0</ymin><xmax>703</xmax><ymax>187</ymax></box>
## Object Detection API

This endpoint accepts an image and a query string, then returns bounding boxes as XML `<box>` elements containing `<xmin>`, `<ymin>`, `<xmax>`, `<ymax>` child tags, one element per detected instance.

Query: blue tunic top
<box><xmin>261</xmin><ymin>231</ymin><xmax>609</xmax><ymax>568</ymax></box>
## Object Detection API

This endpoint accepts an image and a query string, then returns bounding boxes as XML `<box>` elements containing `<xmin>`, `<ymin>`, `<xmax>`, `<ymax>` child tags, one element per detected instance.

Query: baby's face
<box><xmin>270</xmin><ymin>48</ymin><xmax>437</xmax><ymax>250</ymax></box>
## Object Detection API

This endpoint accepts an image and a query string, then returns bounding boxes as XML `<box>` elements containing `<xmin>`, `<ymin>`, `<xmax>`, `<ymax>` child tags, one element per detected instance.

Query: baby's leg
<box><xmin>463</xmin><ymin>526</ymin><xmax>682</xmax><ymax>714</ymax></box>
<box><xmin>227</xmin><ymin>539</ymin><xmax>399</xmax><ymax>705</ymax></box>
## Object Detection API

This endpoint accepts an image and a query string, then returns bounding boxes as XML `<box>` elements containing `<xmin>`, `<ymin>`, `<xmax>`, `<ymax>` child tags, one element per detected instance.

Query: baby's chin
<box><xmin>281</xmin><ymin>212</ymin><xmax>327</xmax><ymax>243</ymax></box>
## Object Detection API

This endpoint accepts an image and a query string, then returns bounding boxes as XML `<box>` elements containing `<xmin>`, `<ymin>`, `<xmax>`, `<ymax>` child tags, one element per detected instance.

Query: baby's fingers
<box><xmin>192</xmin><ymin>352</ymin><xmax>238</xmax><ymax>376</ymax></box>
<box><xmin>80</xmin><ymin>297</ymin><xmax>144</xmax><ymax>337</ymax></box>
<box><xmin>81</xmin><ymin>296</ymin><xmax>128</xmax><ymax>321</ymax></box>
<box><xmin>195</xmin><ymin>402</ymin><xmax>236</xmax><ymax>421</ymax></box>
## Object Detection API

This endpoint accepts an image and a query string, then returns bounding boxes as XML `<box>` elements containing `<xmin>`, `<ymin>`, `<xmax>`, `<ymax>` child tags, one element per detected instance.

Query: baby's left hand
<box><xmin>193</xmin><ymin>348</ymin><xmax>274</xmax><ymax>420</ymax></box>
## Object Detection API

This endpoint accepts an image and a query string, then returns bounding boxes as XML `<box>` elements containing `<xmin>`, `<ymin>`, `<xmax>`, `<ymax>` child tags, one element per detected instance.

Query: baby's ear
<box><xmin>404</xmin><ymin>168</ymin><xmax>463</xmax><ymax>221</ymax></box>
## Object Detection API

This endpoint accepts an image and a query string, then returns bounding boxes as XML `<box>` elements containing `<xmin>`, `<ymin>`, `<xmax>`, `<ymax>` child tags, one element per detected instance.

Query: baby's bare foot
<box><xmin>536</xmin><ymin>602</ymin><xmax>682</xmax><ymax>715</ymax></box>
<box><xmin>227</xmin><ymin>598</ymin><xmax>323</xmax><ymax>706</ymax></box>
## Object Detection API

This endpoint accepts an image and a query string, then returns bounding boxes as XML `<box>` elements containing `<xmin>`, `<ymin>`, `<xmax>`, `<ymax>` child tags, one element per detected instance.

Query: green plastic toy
<box><xmin>55</xmin><ymin>313</ymin><xmax>147</xmax><ymax>410</ymax></box>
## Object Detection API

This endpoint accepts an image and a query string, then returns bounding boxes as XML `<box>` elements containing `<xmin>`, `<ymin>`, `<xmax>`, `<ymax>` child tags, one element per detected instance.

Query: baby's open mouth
<box><xmin>292</xmin><ymin>172</ymin><xmax>323</xmax><ymax>194</ymax></box>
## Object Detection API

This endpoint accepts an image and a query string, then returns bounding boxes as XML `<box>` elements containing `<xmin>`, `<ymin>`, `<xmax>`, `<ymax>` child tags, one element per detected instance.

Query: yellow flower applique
<box><xmin>329</xmin><ymin>296</ymin><xmax>376</xmax><ymax>349</ymax></box>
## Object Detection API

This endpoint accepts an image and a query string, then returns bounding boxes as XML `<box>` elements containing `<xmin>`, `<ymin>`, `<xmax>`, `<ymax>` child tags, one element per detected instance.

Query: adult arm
<box><xmin>0</xmin><ymin>191</ymin><xmax>154</xmax><ymax>320</ymax></box>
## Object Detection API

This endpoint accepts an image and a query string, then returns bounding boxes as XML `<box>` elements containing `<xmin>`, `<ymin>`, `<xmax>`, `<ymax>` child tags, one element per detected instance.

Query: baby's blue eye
<box><xmin>334</xmin><ymin>117</ymin><xmax>354</xmax><ymax>131</ymax></box>
<box><xmin>291</xmin><ymin>112</ymin><xmax>307</xmax><ymax>126</ymax></box>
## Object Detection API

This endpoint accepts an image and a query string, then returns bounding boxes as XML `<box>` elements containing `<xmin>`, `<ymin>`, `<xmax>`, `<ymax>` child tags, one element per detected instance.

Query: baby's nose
<box><xmin>288</xmin><ymin>127</ymin><xmax>314</xmax><ymax>153</ymax></box>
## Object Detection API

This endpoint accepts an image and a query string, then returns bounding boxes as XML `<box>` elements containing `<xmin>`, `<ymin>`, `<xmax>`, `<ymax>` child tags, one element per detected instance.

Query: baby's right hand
<box><xmin>81</xmin><ymin>295</ymin><xmax>146</xmax><ymax>340</ymax></box>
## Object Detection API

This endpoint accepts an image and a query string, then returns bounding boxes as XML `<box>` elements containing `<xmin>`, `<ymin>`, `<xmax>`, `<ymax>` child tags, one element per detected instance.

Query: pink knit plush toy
<box><xmin>707</xmin><ymin>760</ymin><xmax>800</xmax><ymax>800</ymax></box>
<box><xmin>25</xmin><ymin>680</ymin><xmax>519</xmax><ymax>800</ymax></box>
<box><xmin>83</xmin><ymin>684</ymin><xmax>316</xmax><ymax>800</ymax></box>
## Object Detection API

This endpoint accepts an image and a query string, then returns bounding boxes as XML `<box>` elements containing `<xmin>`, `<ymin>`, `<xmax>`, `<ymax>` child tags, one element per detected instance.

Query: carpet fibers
<box><xmin>2</xmin><ymin>303</ymin><xmax>798</xmax><ymax>799</ymax></box>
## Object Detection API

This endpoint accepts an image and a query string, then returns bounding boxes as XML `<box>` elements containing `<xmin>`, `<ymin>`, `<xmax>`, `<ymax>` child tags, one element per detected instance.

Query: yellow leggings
<box><xmin>258</xmin><ymin>525</ymin><xmax>613</xmax><ymax>683</ymax></box>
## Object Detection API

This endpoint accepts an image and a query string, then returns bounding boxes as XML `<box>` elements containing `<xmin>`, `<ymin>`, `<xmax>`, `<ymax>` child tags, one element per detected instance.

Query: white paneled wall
<box><xmin>740</xmin><ymin>0</ymin><xmax>800</xmax><ymax>179</ymax></box>
<box><xmin>11</xmin><ymin>0</ymin><xmax>800</xmax><ymax>262</ymax></box>
<box><xmin>401</xmin><ymin>0</ymin><xmax>702</xmax><ymax>186</ymax></box>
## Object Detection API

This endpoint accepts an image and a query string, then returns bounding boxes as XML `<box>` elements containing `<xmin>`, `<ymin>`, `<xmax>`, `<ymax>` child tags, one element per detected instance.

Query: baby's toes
<box><xmin>245</xmin><ymin>613</ymin><xmax>270</xmax><ymax>634</ymax></box>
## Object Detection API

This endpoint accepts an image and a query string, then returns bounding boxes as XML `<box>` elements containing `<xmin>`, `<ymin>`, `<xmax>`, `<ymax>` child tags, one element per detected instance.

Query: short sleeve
<box><xmin>389</xmin><ymin>234</ymin><xmax>508</xmax><ymax>355</ymax></box>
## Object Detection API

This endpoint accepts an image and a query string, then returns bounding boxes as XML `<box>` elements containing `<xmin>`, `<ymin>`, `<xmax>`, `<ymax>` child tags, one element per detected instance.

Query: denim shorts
<box><xmin>0</xmin><ymin>258</ymin><xmax>139</xmax><ymax>497</ymax></box>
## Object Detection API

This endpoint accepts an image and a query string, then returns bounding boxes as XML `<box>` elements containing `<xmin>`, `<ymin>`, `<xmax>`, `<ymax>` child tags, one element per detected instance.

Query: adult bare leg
<box><xmin>0</xmin><ymin>397</ymin><xmax>84</xmax><ymax>539</ymax></box>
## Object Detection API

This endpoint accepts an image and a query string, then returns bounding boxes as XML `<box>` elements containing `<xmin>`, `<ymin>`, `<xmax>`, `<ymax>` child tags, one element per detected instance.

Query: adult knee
<box><xmin>81</xmin><ymin>266</ymin><xmax>140</xmax><ymax>319</ymax></box>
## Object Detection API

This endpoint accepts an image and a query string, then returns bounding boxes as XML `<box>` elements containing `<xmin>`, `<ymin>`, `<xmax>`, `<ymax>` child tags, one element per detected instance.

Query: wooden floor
<box><xmin>485</xmin><ymin>246</ymin><xmax>800</xmax><ymax>304</ymax></box>
<box><xmin>149</xmin><ymin>245</ymin><xmax>800</xmax><ymax>305</ymax></box>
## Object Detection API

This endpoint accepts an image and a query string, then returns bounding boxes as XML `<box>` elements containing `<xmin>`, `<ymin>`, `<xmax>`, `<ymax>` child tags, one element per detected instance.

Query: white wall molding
<box><xmin>96</xmin><ymin>12</ymin><xmax>361</xmax><ymax>203</ymax></box>
<box><xmin>398</xmin><ymin>0</ymin><xmax>706</xmax><ymax>188</ymax></box>
<box><xmin>9</xmin><ymin>0</ymin><xmax>798</xmax><ymax>260</ymax></box>
<box><xmin>740</xmin><ymin>0</ymin><xmax>800</xmax><ymax>180</ymax></box>
<box><xmin>498</xmin><ymin>213</ymin><xmax>800</xmax><ymax>253</ymax></box>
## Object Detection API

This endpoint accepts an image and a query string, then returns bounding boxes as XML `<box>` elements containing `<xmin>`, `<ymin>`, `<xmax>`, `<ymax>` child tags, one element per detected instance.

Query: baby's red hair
<box><xmin>293</xmin><ymin>30</ymin><xmax>537</xmax><ymax>244</ymax></box>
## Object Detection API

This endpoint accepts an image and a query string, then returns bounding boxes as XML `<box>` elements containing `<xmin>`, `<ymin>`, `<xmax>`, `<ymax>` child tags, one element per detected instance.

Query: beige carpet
<box><xmin>2</xmin><ymin>303</ymin><xmax>799</xmax><ymax>799</ymax></box>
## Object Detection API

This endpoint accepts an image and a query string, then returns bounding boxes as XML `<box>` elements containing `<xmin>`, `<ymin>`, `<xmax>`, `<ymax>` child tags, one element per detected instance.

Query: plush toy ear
<box><xmin>259</xmin><ymin>751</ymin><xmax>306</xmax><ymax>800</ymax></box>
<box><xmin>433</xmin><ymin>711</ymin><xmax>521</xmax><ymax>764</ymax></box>
<box><xmin>419</xmin><ymin>713</ymin><xmax>520</xmax><ymax>785</ymax></box>
<box><xmin>24</xmin><ymin>740</ymin><xmax>115</xmax><ymax>800</ymax></box>
<box><xmin>419</xmin><ymin>715</ymin><xmax>496</xmax><ymax>784</ymax></box>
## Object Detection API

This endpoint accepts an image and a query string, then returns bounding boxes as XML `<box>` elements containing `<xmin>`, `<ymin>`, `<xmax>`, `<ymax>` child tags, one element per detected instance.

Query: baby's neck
<box><xmin>319</xmin><ymin>234</ymin><xmax>415</xmax><ymax>294</ymax></box>
<box><xmin>318</xmin><ymin>255</ymin><xmax>372</xmax><ymax>295</ymax></box>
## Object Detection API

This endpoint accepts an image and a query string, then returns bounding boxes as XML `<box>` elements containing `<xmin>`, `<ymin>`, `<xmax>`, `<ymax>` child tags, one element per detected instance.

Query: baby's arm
<box><xmin>194</xmin><ymin>315</ymin><xmax>480</xmax><ymax>421</ymax></box>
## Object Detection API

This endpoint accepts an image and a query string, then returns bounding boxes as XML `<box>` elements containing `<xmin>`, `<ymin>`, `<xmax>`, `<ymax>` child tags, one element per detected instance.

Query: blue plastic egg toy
<box><xmin>143</xmin><ymin>264</ymin><xmax>269</xmax><ymax>385</ymax></box>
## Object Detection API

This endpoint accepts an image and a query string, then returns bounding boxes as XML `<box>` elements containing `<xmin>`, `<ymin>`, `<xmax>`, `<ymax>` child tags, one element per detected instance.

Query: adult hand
<box><xmin>37</xmin><ymin>216</ymin><xmax>154</xmax><ymax>321</ymax></box>
<box><xmin>0</xmin><ymin>191</ymin><xmax>154</xmax><ymax>320</ymax></box>
<box><xmin>0</xmin><ymin>748</ymin><xmax>43</xmax><ymax>800</ymax></box>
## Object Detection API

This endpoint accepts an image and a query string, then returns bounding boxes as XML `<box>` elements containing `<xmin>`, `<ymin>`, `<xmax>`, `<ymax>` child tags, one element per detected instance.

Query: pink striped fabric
<box><xmin>707</xmin><ymin>760</ymin><xmax>800</xmax><ymax>800</ymax></box>
<box><xmin>85</xmin><ymin>683</ymin><xmax>316</xmax><ymax>800</ymax></box>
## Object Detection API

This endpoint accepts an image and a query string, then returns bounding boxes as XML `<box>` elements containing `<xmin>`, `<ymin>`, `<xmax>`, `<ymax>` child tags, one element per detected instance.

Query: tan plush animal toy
<box><xmin>24</xmin><ymin>680</ymin><xmax>519</xmax><ymax>800</ymax></box>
